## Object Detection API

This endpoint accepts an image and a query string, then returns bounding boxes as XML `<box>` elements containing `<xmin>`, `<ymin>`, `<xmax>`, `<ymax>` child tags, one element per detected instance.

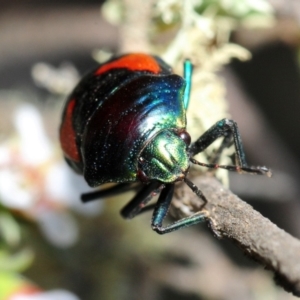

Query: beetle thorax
<box><xmin>137</xmin><ymin>129</ymin><xmax>190</xmax><ymax>183</ymax></box>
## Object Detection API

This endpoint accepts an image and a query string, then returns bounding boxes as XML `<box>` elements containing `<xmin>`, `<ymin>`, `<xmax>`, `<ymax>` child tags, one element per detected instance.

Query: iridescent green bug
<box><xmin>60</xmin><ymin>53</ymin><xmax>271</xmax><ymax>234</ymax></box>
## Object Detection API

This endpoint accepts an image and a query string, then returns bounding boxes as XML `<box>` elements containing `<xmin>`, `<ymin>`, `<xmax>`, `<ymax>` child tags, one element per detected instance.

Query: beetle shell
<box><xmin>60</xmin><ymin>53</ymin><xmax>187</xmax><ymax>187</ymax></box>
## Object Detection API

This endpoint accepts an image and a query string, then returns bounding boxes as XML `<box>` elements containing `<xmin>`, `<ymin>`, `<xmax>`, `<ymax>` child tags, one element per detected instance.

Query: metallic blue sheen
<box><xmin>82</xmin><ymin>74</ymin><xmax>187</xmax><ymax>186</ymax></box>
<box><xmin>183</xmin><ymin>59</ymin><xmax>193</xmax><ymax>109</ymax></box>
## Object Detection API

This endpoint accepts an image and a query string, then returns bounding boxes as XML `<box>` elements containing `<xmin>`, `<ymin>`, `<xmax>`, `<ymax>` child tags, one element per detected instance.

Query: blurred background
<box><xmin>1</xmin><ymin>0</ymin><xmax>300</xmax><ymax>299</ymax></box>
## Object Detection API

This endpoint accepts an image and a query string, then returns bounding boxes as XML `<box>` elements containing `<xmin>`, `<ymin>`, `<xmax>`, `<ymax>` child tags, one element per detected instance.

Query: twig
<box><xmin>119</xmin><ymin>0</ymin><xmax>155</xmax><ymax>53</ymax></box>
<box><xmin>172</xmin><ymin>175</ymin><xmax>300</xmax><ymax>297</ymax></box>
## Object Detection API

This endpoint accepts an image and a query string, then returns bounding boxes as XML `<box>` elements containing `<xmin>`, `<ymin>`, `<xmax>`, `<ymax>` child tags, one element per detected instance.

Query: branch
<box><xmin>119</xmin><ymin>0</ymin><xmax>155</xmax><ymax>53</ymax></box>
<box><xmin>171</xmin><ymin>174</ymin><xmax>300</xmax><ymax>297</ymax></box>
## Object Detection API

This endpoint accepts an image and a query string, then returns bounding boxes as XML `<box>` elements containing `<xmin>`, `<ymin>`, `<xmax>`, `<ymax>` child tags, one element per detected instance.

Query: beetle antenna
<box><xmin>183</xmin><ymin>177</ymin><xmax>207</xmax><ymax>206</ymax></box>
<box><xmin>190</xmin><ymin>157</ymin><xmax>272</xmax><ymax>177</ymax></box>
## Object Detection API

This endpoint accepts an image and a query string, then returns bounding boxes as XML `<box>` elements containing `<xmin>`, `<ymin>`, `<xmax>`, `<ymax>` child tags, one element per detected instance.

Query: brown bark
<box><xmin>172</xmin><ymin>175</ymin><xmax>300</xmax><ymax>297</ymax></box>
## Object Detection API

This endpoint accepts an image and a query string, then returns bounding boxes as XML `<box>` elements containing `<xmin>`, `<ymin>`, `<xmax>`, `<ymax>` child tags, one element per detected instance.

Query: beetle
<box><xmin>60</xmin><ymin>53</ymin><xmax>271</xmax><ymax>234</ymax></box>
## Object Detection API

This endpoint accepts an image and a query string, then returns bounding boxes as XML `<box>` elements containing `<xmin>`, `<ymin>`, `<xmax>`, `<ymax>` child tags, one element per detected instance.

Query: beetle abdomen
<box><xmin>60</xmin><ymin>53</ymin><xmax>187</xmax><ymax>186</ymax></box>
<box><xmin>83</xmin><ymin>74</ymin><xmax>186</xmax><ymax>186</ymax></box>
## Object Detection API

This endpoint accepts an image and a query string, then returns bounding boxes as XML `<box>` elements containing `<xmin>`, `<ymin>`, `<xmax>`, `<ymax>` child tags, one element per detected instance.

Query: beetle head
<box><xmin>137</xmin><ymin>130</ymin><xmax>190</xmax><ymax>183</ymax></box>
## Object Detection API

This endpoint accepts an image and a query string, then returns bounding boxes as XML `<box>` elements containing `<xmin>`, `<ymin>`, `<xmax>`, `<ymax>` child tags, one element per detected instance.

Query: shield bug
<box><xmin>60</xmin><ymin>53</ymin><xmax>271</xmax><ymax>234</ymax></box>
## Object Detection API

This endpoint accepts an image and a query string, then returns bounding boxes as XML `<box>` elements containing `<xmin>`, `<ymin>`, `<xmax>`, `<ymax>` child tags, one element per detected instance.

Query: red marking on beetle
<box><xmin>95</xmin><ymin>53</ymin><xmax>161</xmax><ymax>75</ymax></box>
<box><xmin>60</xmin><ymin>99</ymin><xmax>80</xmax><ymax>162</ymax></box>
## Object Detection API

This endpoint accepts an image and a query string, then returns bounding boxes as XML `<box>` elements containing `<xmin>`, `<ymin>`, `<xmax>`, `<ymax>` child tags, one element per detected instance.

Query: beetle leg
<box><xmin>189</xmin><ymin>119</ymin><xmax>245</xmax><ymax>161</ymax></box>
<box><xmin>208</xmin><ymin>134</ymin><xmax>233</xmax><ymax>164</ymax></box>
<box><xmin>151</xmin><ymin>184</ymin><xmax>207</xmax><ymax>234</ymax></box>
<box><xmin>189</xmin><ymin>118</ymin><xmax>271</xmax><ymax>176</ymax></box>
<box><xmin>81</xmin><ymin>183</ymin><xmax>134</xmax><ymax>203</ymax></box>
<box><xmin>121</xmin><ymin>181</ymin><xmax>162</xmax><ymax>219</ymax></box>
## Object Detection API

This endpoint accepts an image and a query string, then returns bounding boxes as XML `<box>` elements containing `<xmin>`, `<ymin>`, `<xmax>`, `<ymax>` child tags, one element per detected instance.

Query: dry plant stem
<box><xmin>120</xmin><ymin>0</ymin><xmax>155</xmax><ymax>53</ymax></box>
<box><xmin>173</xmin><ymin>175</ymin><xmax>300</xmax><ymax>297</ymax></box>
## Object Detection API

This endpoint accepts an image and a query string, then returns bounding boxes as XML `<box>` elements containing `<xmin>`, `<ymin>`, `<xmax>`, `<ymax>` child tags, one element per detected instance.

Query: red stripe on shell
<box><xmin>60</xmin><ymin>99</ymin><xmax>80</xmax><ymax>162</ymax></box>
<box><xmin>95</xmin><ymin>53</ymin><xmax>161</xmax><ymax>75</ymax></box>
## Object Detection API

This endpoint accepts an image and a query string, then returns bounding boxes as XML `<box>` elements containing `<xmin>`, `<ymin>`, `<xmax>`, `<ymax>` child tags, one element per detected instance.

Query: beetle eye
<box><xmin>177</xmin><ymin>130</ymin><xmax>191</xmax><ymax>146</ymax></box>
<box><xmin>137</xmin><ymin>169</ymin><xmax>149</xmax><ymax>183</ymax></box>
